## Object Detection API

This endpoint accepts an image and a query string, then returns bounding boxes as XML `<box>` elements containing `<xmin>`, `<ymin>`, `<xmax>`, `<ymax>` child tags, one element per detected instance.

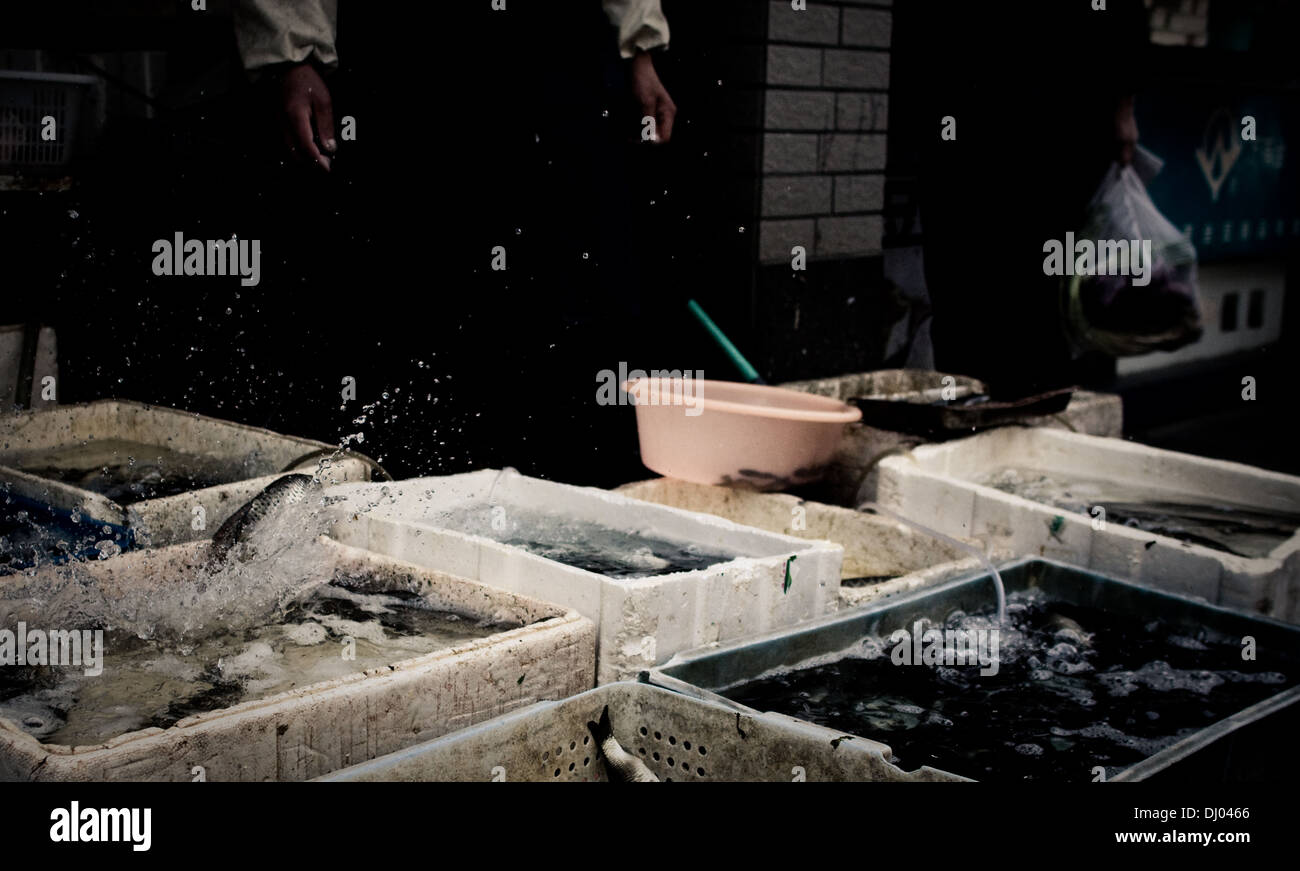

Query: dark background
<box><xmin>3</xmin><ymin>0</ymin><xmax>1298</xmax><ymax>486</ymax></box>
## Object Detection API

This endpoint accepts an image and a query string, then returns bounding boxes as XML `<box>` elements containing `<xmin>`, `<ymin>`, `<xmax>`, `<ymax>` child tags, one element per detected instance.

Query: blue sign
<box><xmin>1139</xmin><ymin>91</ymin><xmax>1298</xmax><ymax>261</ymax></box>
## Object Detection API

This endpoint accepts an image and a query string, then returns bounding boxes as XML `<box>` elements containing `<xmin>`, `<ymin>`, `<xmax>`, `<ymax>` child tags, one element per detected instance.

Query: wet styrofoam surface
<box><xmin>324</xmin><ymin>470</ymin><xmax>843</xmax><ymax>683</ymax></box>
<box><xmin>0</xmin><ymin>536</ymin><xmax>595</xmax><ymax>781</ymax></box>
<box><xmin>781</xmin><ymin>370</ymin><xmax>1123</xmax><ymax>506</ymax></box>
<box><xmin>615</xmin><ymin>478</ymin><xmax>983</xmax><ymax>609</ymax></box>
<box><xmin>0</xmin><ymin>400</ymin><xmax>370</xmax><ymax>548</ymax></box>
<box><xmin>876</xmin><ymin>428</ymin><xmax>1300</xmax><ymax>623</ymax></box>
<box><xmin>319</xmin><ymin>681</ymin><xmax>962</xmax><ymax>782</ymax></box>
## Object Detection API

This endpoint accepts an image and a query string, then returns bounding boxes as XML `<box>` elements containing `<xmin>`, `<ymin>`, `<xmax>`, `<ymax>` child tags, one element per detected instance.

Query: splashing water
<box><xmin>0</xmin><ymin>483</ymin><xmax>334</xmax><ymax>643</ymax></box>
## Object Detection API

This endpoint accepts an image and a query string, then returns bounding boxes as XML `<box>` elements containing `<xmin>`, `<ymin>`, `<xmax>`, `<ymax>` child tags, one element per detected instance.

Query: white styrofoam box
<box><xmin>0</xmin><ymin>536</ymin><xmax>595</xmax><ymax>781</ymax></box>
<box><xmin>324</xmin><ymin>470</ymin><xmax>844</xmax><ymax>684</ymax></box>
<box><xmin>614</xmin><ymin>477</ymin><xmax>984</xmax><ymax>609</ymax></box>
<box><xmin>320</xmin><ymin>681</ymin><xmax>962</xmax><ymax>782</ymax></box>
<box><xmin>876</xmin><ymin>427</ymin><xmax>1300</xmax><ymax>622</ymax></box>
<box><xmin>780</xmin><ymin>369</ymin><xmax>1123</xmax><ymax>506</ymax></box>
<box><xmin>1118</xmin><ymin>260</ymin><xmax>1286</xmax><ymax>376</ymax></box>
<box><xmin>0</xmin><ymin>400</ymin><xmax>370</xmax><ymax>547</ymax></box>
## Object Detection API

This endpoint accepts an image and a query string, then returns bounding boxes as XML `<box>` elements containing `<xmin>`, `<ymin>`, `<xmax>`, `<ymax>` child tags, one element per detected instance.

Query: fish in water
<box><xmin>1045</xmin><ymin>612</ymin><xmax>1093</xmax><ymax>648</ymax></box>
<box><xmin>587</xmin><ymin>705</ymin><xmax>659</xmax><ymax>782</ymax></box>
<box><xmin>209</xmin><ymin>474</ymin><xmax>317</xmax><ymax>564</ymax></box>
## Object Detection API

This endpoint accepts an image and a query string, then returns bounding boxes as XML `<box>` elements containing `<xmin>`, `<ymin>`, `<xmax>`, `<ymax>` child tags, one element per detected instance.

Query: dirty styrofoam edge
<box><xmin>3</xmin><ymin>539</ymin><xmax>594</xmax><ymax>757</ymax></box>
<box><xmin>0</xmin><ymin>465</ymin><xmax>128</xmax><ymax>522</ymax></box>
<box><xmin>614</xmin><ymin>476</ymin><xmax>974</xmax><ymax>573</ymax></box>
<box><xmin>837</xmin><ymin>557</ymin><xmax>987</xmax><ymax>609</ymax></box>
<box><xmin>323</xmin><ymin>474</ymin><xmax>844</xmax><ymax>685</ymax></box>
<box><xmin>576</xmin><ymin>474</ymin><xmax>841</xmax><ymax>551</ymax></box>
<box><xmin>314</xmin><ymin>535</ymin><xmax>581</xmax><ymax>622</ymax></box>
<box><xmin>882</xmin><ymin>428</ymin><xmax>1300</xmax><ymax>564</ymax></box>
<box><xmin>1271</xmin><ymin>537</ymin><xmax>1300</xmax><ymax>562</ymax></box>
<box><xmin>360</xmin><ymin>516</ymin><xmax>826</xmax><ymax>587</ymax></box>
<box><xmin>908</xmin><ymin>426</ymin><xmax>1300</xmax><ymax>496</ymax></box>
<box><xmin>0</xmin><ymin>615</ymin><xmax>590</xmax><ymax>762</ymax></box>
<box><xmin>327</xmin><ymin>471</ymin><xmax>838</xmax><ymax>558</ymax></box>
<box><xmin>888</xmin><ymin>462</ymin><xmax>1291</xmax><ymax>572</ymax></box>
<box><xmin>54</xmin><ymin>622</ymin><xmax>587</xmax><ymax>771</ymax></box>
<box><xmin>0</xmin><ymin>399</ymin><xmax>349</xmax><ymax>467</ymax></box>
<box><xmin>503</xmin><ymin>475</ymin><xmax>824</xmax><ymax>555</ymax></box>
<box><xmin>167</xmin><ymin>615</ymin><xmax>588</xmax><ymax>733</ymax></box>
<box><xmin>109</xmin><ymin>400</ymin><xmax>354</xmax><ymax>464</ymax></box>
<box><xmin>328</xmin><ymin>511</ymin><xmax>841</xmax><ymax>684</ymax></box>
<box><xmin>0</xmin><ymin>402</ymin><xmax>116</xmax><ymax>449</ymax></box>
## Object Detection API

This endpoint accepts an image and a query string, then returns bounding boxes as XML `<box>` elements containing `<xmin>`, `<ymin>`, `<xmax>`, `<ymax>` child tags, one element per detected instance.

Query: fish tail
<box><xmin>587</xmin><ymin>704</ymin><xmax>612</xmax><ymax>746</ymax></box>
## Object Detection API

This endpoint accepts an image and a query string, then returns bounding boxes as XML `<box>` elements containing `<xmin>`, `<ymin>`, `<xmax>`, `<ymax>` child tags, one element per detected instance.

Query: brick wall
<box><xmin>758</xmin><ymin>1</ymin><xmax>892</xmax><ymax>264</ymax></box>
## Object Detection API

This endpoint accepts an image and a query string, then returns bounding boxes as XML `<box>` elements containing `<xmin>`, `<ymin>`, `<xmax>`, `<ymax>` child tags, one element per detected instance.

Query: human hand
<box><xmin>279</xmin><ymin>62</ymin><xmax>336</xmax><ymax>171</ymax></box>
<box><xmin>631</xmin><ymin>51</ymin><xmax>675</xmax><ymax>144</ymax></box>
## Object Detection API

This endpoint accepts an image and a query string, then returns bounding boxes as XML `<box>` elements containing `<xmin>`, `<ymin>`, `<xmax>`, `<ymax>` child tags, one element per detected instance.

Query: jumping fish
<box><xmin>209</xmin><ymin>474</ymin><xmax>317</xmax><ymax>564</ymax></box>
<box><xmin>587</xmin><ymin>705</ymin><xmax>659</xmax><ymax>782</ymax></box>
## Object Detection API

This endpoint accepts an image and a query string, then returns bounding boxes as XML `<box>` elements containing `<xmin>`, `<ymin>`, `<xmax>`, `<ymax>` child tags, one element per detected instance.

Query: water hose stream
<box><xmin>856</xmin><ymin>500</ymin><xmax>1006</xmax><ymax>624</ymax></box>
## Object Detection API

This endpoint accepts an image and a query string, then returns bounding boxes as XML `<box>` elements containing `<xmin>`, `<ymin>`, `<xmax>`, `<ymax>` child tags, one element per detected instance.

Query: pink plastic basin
<box><xmin>623</xmin><ymin>377</ymin><xmax>861</xmax><ymax>491</ymax></box>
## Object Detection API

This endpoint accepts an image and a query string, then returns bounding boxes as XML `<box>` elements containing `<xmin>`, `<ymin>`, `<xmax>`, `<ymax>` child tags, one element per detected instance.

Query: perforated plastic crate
<box><xmin>319</xmin><ymin>681</ymin><xmax>961</xmax><ymax>782</ymax></box>
<box><xmin>0</xmin><ymin>71</ymin><xmax>97</xmax><ymax>172</ymax></box>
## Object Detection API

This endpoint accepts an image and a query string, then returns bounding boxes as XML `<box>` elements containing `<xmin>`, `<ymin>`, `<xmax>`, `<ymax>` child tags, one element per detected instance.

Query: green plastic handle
<box><xmin>687</xmin><ymin>299</ymin><xmax>764</xmax><ymax>384</ymax></box>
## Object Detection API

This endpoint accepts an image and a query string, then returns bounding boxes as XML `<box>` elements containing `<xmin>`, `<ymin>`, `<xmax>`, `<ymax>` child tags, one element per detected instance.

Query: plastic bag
<box><xmin>1062</xmin><ymin>156</ymin><xmax>1202</xmax><ymax>357</ymax></box>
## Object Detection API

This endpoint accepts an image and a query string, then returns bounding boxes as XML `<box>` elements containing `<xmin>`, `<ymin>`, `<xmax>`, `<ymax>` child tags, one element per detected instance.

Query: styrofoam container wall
<box><xmin>0</xmin><ymin>400</ymin><xmax>370</xmax><ymax>547</ymax></box>
<box><xmin>876</xmin><ymin>428</ymin><xmax>1300</xmax><ymax>622</ymax></box>
<box><xmin>325</xmin><ymin>470</ymin><xmax>844</xmax><ymax>683</ymax></box>
<box><xmin>615</xmin><ymin>477</ymin><xmax>984</xmax><ymax>609</ymax></box>
<box><xmin>0</xmin><ymin>537</ymin><xmax>595</xmax><ymax>781</ymax></box>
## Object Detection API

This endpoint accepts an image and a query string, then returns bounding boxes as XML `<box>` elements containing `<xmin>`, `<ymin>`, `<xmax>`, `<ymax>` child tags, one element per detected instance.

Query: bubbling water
<box><xmin>724</xmin><ymin>589</ymin><xmax>1293</xmax><ymax>781</ymax></box>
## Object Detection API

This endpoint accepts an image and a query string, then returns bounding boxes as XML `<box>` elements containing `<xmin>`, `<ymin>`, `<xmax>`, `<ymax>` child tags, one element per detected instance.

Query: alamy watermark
<box><xmin>596</xmin><ymin>363</ymin><xmax>704</xmax><ymax>417</ymax></box>
<box><xmin>0</xmin><ymin>622</ymin><xmax>103</xmax><ymax>676</ymax></box>
<box><xmin>1043</xmin><ymin>232</ymin><xmax>1153</xmax><ymax>287</ymax></box>
<box><xmin>889</xmin><ymin>621</ymin><xmax>1000</xmax><ymax>677</ymax></box>
<box><xmin>151</xmin><ymin>232</ymin><xmax>261</xmax><ymax>287</ymax></box>
<box><xmin>50</xmin><ymin>802</ymin><xmax>150</xmax><ymax>852</ymax></box>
